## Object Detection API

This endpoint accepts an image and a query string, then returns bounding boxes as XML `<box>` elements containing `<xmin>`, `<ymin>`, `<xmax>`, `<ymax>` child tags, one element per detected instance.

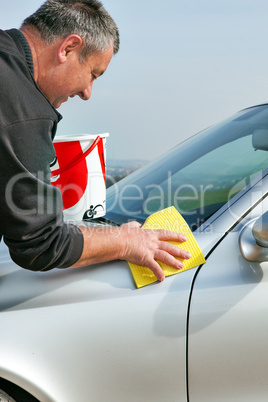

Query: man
<box><xmin>0</xmin><ymin>0</ymin><xmax>190</xmax><ymax>282</ymax></box>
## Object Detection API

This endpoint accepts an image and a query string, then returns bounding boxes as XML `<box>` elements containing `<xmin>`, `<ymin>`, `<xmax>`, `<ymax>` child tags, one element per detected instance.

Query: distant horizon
<box><xmin>106</xmin><ymin>156</ymin><xmax>150</xmax><ymax>163</ymax></box>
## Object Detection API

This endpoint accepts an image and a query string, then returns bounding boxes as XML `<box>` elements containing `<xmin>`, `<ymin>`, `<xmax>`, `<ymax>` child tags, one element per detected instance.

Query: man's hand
<box><xmin>118</xmin><ymin>221</ymin><xmax>190</xmax><ymax>282</ymax></box>
<box><xmin>72</xmin><ymin>221</ymin><xmax>190</xmax><ymax>282</ymax></box>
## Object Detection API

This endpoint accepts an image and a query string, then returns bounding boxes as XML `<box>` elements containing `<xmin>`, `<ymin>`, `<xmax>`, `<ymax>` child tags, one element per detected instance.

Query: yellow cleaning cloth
<box><xmin>128</xmin><ymin>206</ymin><xmax>206</xmax><ymax>288</ymax></box>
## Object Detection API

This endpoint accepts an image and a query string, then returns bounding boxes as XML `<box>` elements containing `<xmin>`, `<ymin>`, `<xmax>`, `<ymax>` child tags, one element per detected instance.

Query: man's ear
<box><xmin>57</xmin><ymin>34</ymin><xmax>83</xmax><ymax>63</ymax></box>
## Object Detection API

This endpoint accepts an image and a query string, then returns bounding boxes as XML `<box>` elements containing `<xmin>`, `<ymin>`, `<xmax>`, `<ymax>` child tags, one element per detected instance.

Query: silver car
<box><xmin>1</xmin><ymin>104</ymin><xmax>268</xmax><ymax>401</ymax></box>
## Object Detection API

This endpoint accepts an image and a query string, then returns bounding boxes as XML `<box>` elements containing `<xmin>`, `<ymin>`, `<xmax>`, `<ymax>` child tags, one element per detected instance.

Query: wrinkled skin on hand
<box><xmin>119</xmin><ymin>221</ymin><xmax>190</xmax><ymax>282</ymax></box>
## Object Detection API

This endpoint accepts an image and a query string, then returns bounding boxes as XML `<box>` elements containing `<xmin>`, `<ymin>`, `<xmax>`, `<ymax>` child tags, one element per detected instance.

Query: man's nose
<box><xmin>79</xmin><ymin>86</ymin><xmax>92</xmax><ymax>101</ymax></box>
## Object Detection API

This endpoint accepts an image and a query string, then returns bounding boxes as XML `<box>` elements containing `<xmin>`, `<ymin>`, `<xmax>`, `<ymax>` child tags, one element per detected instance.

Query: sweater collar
<box><xmin>8</xmin><ymin>29</ymin><xmax>34</xmax><ymax>75</ymax></box>
<box><xmin>6</xmin><ymin>28</ymin><xmax>63</xmax><ymax>122</ymax></box>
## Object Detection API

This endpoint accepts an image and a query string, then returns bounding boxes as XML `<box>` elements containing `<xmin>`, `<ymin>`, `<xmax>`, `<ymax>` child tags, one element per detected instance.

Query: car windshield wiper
<box><xmin>83</xmin><ymin>216</ymin><xmax>119</xmax><ymax>227</ymax></box>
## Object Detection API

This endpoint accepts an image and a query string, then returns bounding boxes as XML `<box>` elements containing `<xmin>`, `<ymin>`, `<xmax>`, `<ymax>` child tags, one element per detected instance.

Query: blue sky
<box><xmin>2</xmin><ymin>0</ymin><xmax>268</xmax><ymax>161</ymax></box>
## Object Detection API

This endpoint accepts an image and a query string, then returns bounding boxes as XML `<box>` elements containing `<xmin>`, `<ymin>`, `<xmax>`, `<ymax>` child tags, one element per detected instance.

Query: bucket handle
<box><xmin>51</xmin><ymin>135</ymin><xmax>101</xmax><ymax>177</ymax></box>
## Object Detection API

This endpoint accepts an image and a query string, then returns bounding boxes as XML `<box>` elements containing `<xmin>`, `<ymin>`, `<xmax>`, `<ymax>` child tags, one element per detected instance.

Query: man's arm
<box><xmin>72</xmin><ymin>222</ymin><xmax>191</xmax><ymax>282</ymax></box>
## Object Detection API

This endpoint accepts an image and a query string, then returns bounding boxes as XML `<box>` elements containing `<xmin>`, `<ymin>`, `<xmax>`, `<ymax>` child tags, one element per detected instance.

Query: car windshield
<box><xmin>105</xmin><ymin>104</ymin><xmax>268</xmax><ymax>230</ymax></box>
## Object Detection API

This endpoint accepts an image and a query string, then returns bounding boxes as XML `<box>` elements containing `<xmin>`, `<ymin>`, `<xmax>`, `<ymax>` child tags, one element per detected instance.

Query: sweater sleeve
<box><xmin>0</xmin><ymin>118</ymin><xmax>84</xmax><ymax>271</ymax></box>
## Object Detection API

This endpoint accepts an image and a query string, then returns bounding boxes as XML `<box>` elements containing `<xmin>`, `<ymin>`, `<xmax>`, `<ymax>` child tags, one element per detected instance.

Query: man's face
<box><xmin>43</xmin><ymin>45</ymin><xmax>114</xmax><ymax>109</ymax></box>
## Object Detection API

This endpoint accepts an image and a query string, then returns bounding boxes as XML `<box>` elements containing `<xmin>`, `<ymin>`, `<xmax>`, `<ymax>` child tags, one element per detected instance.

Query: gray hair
<box><xmin>21</xmin><ymin>0</ymin><xmax>120</xmax><ymax>62</ymax></box>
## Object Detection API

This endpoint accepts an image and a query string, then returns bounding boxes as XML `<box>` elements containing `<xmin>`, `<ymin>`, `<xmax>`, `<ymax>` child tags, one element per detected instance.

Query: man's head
<box><xmin>22</xmin><ymin>0</ymin><xmax>119</xmax><ymax>62</ymax></box>
<box><xmin>21</xmin><ymin>0</ymin><xmax>119</xmax><ymax>108</ymax></box>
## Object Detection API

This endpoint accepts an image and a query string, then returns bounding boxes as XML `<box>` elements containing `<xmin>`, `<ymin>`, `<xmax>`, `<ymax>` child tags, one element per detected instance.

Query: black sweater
<box><xmin>0</xmin><ymin>29</ymin><xmax>84</xmax><ymax>270</ymax></box>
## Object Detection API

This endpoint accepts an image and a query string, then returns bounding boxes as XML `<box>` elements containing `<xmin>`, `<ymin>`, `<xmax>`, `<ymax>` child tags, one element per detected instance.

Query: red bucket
<box><xmin>51</xmin><ymin>133</ymin><xmax>109</xmax><ymax>221</ymax></box>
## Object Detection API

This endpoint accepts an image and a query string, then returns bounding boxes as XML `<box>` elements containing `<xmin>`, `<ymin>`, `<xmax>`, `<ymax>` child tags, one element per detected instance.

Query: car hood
<box><xmin>0</xmin><ymin>231</ymin><xmax>220</xmax><ymax>313</ymax></box>
<box><xmin>0</xmin><ymin>239</ymin><xmax>136</xmax><ymax>312</ymax></box>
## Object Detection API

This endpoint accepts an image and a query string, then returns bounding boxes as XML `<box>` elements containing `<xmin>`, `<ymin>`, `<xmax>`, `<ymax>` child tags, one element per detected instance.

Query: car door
<box><xmin>187</xmin><ymin>173</ymin><xmax>268</xmax><ymax>401</ymax></box>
